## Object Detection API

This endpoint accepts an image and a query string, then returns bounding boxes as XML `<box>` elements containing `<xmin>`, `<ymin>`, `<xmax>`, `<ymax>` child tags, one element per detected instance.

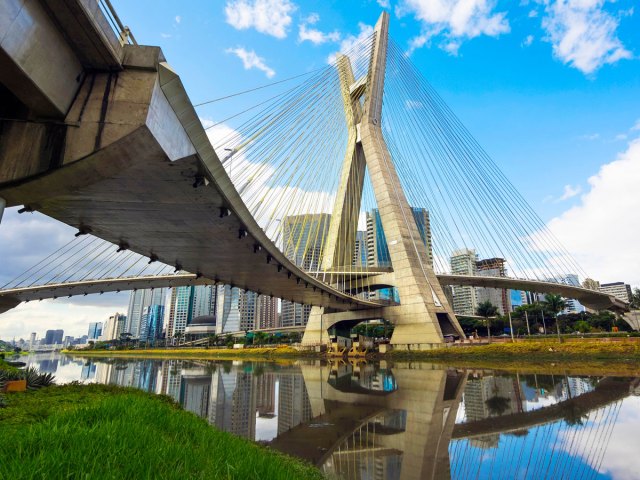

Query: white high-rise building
<box><xmin>450</xmin><ymin>248</ymin><xmax>478</xmax><ymax>316</ymax></box>
<box><xmin>101</xmin><ymin>313</ymin><xmax>127</xmax><ymax>341</ymax></box>
<box><xmin>216</xmin><ymin>285</ymin><xmax>242</xmax><ymax>334</ymax></box>
<box><xmin>599</xmin><ymin>282</ymin><xmax>633</xmax><ymax>303</ymax></box>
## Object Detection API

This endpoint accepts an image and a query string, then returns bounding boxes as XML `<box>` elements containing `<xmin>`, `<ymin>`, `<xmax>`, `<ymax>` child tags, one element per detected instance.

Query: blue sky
<box><xmin>1</xmin><ymin>0</ymin><xmax>639</xmax><ymax>339</ymax></box>
<box><xmin>109</xmin><ymin>0</ymin><xmax>639</xmax><ymax>219</ymax></box>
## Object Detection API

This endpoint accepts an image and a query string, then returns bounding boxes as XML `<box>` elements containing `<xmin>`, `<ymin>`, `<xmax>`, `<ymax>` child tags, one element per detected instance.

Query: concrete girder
<box><xmin>0</xmin><ymin>44</ymin><xmax>383</xmax><ymax>313</ymax></box>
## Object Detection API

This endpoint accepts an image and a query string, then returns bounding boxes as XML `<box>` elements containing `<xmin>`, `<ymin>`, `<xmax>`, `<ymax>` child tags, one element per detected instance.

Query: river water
<box><xmin>23</xmin><ymin>353</ymin><xmax>640</xmax><ymax>479</ymax></box>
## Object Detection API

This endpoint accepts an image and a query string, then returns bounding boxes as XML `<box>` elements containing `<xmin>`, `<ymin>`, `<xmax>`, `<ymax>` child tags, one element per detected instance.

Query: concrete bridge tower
<box><xmin>302</xmin><ymin>13</ymin><xmax>465</xmax><ymax>348</ymax></box>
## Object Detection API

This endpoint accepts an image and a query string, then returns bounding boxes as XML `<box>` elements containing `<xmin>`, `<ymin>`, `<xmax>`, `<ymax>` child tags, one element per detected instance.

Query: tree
<box><xmin>476</xmin><ymin>301</ymin><xmax>498</xmax><ymax>342</ymax></box>
<box><xmin>631</xmin><ymin>288</ymin><xmax>640</xmax><ymax>309</ymax></box>
<box><xmin>542</xmin><ymin>293</ymin><xmax>566</xmax><ymax>341</ymax></box>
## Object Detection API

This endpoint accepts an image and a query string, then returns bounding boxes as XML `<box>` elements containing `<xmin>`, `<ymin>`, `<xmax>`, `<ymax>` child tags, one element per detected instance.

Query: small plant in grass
<box><xmin>22</xmin><ymin>367</ymin><xmax>55</xmax><ymax>390</ymax></box>
<box><xmin>0</xmin><ymin>367</ymin><xmax>55</xmax><ymax>391</ymax></box>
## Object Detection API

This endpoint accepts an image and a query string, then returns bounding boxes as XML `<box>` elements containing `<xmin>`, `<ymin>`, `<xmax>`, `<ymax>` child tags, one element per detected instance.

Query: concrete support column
<box><xmin>0</xmin><ymin>197</ymin><xmax>5</xmax><ymax>223</ymax></box>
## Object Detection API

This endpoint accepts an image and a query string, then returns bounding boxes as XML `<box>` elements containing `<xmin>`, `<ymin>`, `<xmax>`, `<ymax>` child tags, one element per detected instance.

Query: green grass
<box><xmin>386</xmin><ymin>339</ymin><xmax>640</xmax><ymax>361</ymax></box>
<box><xmin>0</xmin><ymin>384</ymin><xmax>323</xmax><ymax>480</ymax></box>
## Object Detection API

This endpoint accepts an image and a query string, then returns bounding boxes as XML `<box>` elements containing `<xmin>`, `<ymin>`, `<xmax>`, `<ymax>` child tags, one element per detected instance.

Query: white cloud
<box><xmin>556</xmin><ymin>183</ymin><xmax>582</xmax><ymax>201</ymax></box>
<box><xmin>304</xmin><ymin>13</ymin><xmax>319</xmax><ymax>24</ymax></box>
<box><xmin>560</xmin><ymin>397</ymin><xmax>640</xmax><ymax>480</ymax></box>
<box><xmin>225</xmin><ymin>0</ymin><xmax>295</xmax><ymax>38</ymax></box>
<box><xmin>0</xmin><ymin>208</ymin><xmax>130</xmax><ymax>340</ymax></box>
<box><xmin>175</xmin><ymin>15</ymin><xmax>181</xmax><ymax>24</ymax></box>
<box><xmin>632</xmin><ymin>119</ymin><xmax>640</xmax><ymax>131</ymax></box>
<box><xmin>547</xmin><ymin>138</ymin><xmax>640</xmax><ymax>286</ymax></box>
<box><xmin>226</xmin><ymin>47</ymin><xmax>276</xmax><ymax>78</ymax></box>
<box><xmin>0</xmin><ymin>299</ymin><xmax>127</xmax><ymax>340</ymax></box>
<box><xmin>398</xmin><ymin>0</ymin><xmax>510</xmax><ymax>55</ymax></box>
<box><xmin>522</xmin><ymin>34</ymin><xmax>534</xmax><ymax>46</ymax></box>
<box><xmin>529</xmin><ymin>9</ymin><xmax>539</xmax><ymax>17</ymax></box>
<box><xmin>298</xmin><ymin>23</ymin><xmax>340</xmax><ymax>45</ymax></box>
<box><xmin>378</xmin><ymin>0</ymin><xmax>391</xmax><ymax>8</ymax></box>
<box><xmin>540</xmin><ymin>0</ymin><xmax>632</xmax><ymax>75</ymax></box>
<box><xmin>615</xmin><ymin>133</ymin><xmax>628</xmax><ymax>141</ymax></box>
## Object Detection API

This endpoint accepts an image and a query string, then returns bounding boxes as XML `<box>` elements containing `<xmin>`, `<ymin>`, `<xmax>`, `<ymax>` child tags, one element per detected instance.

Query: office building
<box><xmin>102</xmin><ymin>313</ymin><xmax>126</xmax><ymax>341</ymax></box>
<box><xmin>450</xmin><ymin>248</ymin><xmax>478</xmax><ymax>316</ymax></box>
<box><xmin>281</xmin><ymin>213</ymin><xmax>331</xmax><ymax>326</ymax></box>
<box><xmin>353</xmin><ymin>230</ymin><xmax>367</xmax><ymax>267</ymax></box>
<box><xmin>257</xmin><ymin>295</ymin><xmax>278</xmax><ymax>329</ymax></box>
<box><xmin>366</xmin><ymin>207</ymin><xmax>432</xmax><ymax>268</ymax></box>
<box><xmin>599</xmin><ymin>282</ymin><xmax>633</xmax><ymax>303</ymax></box>
<box><xmin>126</xmin><ymin>288</ymin><xmax>167</xmax><ymax>338</ymax></box>
<box><xmin>169</xmin><ymin>285</ymin><xmax>216</xmax><ymax>337</ymax></box>
<box><xmin>44</xmin><ymin>329</ymin><xmax>64</xmax><ymax>345</ymax></box>
<box><xmin>475</xmin><ymin>258</ymin><xmax>511</xmax><ymax>315</ymax></box>
<box><xmin>139</xmin><ymin>305</ymin><xmax>165</xmax><ymax>342</ymax></box>
<box><xmin>239</xmin><ymin>290</ymin><xmax>258</xmax><ymax>331</ymax></box>
<box><xmin>87</xmin><ymin>322</ymin><xmax>103</xmax><ymax>340</ymax></box>
<box><xmin>216</xmin><ymin>284</ymin><xmax>242</xmax><ymax>334</ymax></box>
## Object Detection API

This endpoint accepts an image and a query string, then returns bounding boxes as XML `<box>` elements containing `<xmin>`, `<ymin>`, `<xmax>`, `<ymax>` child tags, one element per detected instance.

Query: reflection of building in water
<box><xmin>158</xmin><ymin>360</ymin><xmax>183</xmax><ymax>402</ymax></box>
<box><xmin>81</xmin><ymin>361</ymin><xmax>97</xmax><ymax>380</ymax></box>
<box><xmin>180</xmin><ymin>368</ymin><xmax>212</xmax><ymax>419</ymax></box>
<box><xmin>210</xmin><ymin>369</ymin><xmax>238</xmax><ymax>432</ymax></box>
<box><xmin>38</xmin><ymin>358</ymin><xmax>59</xmax><ymax>373</ymax></box>
<box><xmin>278</xmin><ymin>374</ymin><xmax>312</xmax><ymax>435</ymax></box>
<box><xmin>231</xmin><ymin>372</ymin><xmax>256</xmax><ymax>440</ymax></box>
<box><xmin>256</xmin><ymin>372</ymin><xmax>276</xmax><ymax>417</ymax></box>
<box><xmin>463</xmin><ymin>375</ymin><xmax>524</xmax><ymax>449</ymax></box>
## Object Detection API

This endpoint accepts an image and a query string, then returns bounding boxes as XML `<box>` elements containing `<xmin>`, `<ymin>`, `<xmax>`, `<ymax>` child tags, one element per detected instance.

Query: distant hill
<box><xmin>0</xmin><ymin>340</ymin><xmax>13</xmax><ymax>351</ymax></box>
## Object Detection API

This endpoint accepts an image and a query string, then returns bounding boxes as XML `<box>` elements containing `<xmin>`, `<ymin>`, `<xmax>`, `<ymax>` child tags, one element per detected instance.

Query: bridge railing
<box><xmin>97</xmin><ymin>0</ymin><xmax>137</xmax><ymax>45</ymax></box>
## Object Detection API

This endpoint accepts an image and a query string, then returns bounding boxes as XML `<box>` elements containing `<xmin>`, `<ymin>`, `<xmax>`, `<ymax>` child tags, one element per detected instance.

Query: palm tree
<box><xmin>477</xmin><ymin>301</ymin><xmax>498</xmax><ymax>342</ymax></box>
<box><xmin>542</xmin><ymin>293</ymin><xmax>566</xmax><ymax>341</ymax></box>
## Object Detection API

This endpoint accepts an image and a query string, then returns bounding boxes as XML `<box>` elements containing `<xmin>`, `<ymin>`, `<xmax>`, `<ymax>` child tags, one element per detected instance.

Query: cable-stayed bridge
<box><xmin>0</xmin><ymin>3</ymin><xmax>629</xmax><ymax>346</ymax></box>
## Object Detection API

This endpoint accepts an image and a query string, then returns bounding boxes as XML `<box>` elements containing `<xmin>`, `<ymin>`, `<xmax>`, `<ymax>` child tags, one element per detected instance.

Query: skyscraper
<box><xmin>87</xmin><ymin>322</ymin><xmax>103</xmax><ymax>340</ymax></box>
<box><xmin>239</xmin><ymin>290</ymin><xmax>258</xmax><ymax>331</ymax></box>
<box><xmin>169</xmin><ymin>285</ymin><xmax>215</xmax><ymax>337</ymax></box>
<box><xmin>475</xmin><ymin>258</ymin><xmax>511</xmax><ymax>315</ymax></box>
<box><xmin>102</xmin><ymin>313</ymin><xmax>126</xmax><ymax>341</ymax></box>
<box><xmin>139</xmin><ymin>305</ymin><xmax>165</xmax><ymax>342</ymax></box>
<box><xmin>257</xmin><ymin>295</ymin><xmax>278</xmax><ymax>329</ymax></box>
<box><xmin>353</xmin><ymin>230</ymin><xmax>367</xmax><ymax>267</ymax></box>
<box><xmin>450</xmin><ymin>248</ymin><xmax>478</xmax><ymax>316</ymax></box>
<box><xmin>44</xmin><ymin>329</ymin><xmax>64</xmax><ymax>345</ymax></box>
<box><xmin>126</xmin><ymin>288</ymin><xmax>166</xmax><ymax>338</ymax></box>
<box><xmin>366</xmin><ymin>207</ymin><xmax>432</xmax><ymax>268</ymax></box>
<box><xmin>281</xmin><ymin>213</ymin><xmax>331</xmax><ymax>326</ymax></box>
<box><xmin>216</xmin><ymin>284</ymin><xmax>242</xmax><ymax>334</ymax></box>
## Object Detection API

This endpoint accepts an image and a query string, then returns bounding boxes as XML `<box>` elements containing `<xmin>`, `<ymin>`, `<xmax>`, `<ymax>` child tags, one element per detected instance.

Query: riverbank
<box><xmin>64</xmin><ymin>345</ymin><xmax>317</xmax><ymax>361</ymax></box>
<box><xmin>66</xmin><ymin>338</ymin><xmax>640</xmax><ymax>363</ymax></box>
<box><xmin>0</xmin><ymin>383</ymin><xmax>322</xmax><ymax>479</ymax></box>
<box><xmin>386</xmin><ymin>339</ymin><xmax>640</xmax><ymax>361</ymax></box>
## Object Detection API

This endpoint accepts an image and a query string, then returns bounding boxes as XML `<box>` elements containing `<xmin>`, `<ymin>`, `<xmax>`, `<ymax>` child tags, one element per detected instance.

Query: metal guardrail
<box><xmin>97</xmin><ymin>0</ymin><xmax>137</xmax><ymax>45</ymax></box>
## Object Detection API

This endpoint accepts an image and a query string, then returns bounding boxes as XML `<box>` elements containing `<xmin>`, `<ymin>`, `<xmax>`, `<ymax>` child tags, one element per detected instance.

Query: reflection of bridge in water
<box><xmin>76</xmin><ymin>356</ymin><xmax>636</xmax><ymax>479</ymax></box>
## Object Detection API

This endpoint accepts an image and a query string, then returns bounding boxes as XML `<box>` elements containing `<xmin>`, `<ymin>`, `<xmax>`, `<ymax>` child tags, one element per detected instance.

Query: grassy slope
<box><xmin>0</xmin><ymin>384</ymin><xmax>323</xmax><ymax>480</ymax></box>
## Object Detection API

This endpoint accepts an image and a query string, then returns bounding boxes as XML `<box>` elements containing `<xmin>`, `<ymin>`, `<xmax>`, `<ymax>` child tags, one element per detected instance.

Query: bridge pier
<box><xmin>0</xmin><ymin>197</ymin><xmax>5</xmax><ymax>223</ymax></box>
